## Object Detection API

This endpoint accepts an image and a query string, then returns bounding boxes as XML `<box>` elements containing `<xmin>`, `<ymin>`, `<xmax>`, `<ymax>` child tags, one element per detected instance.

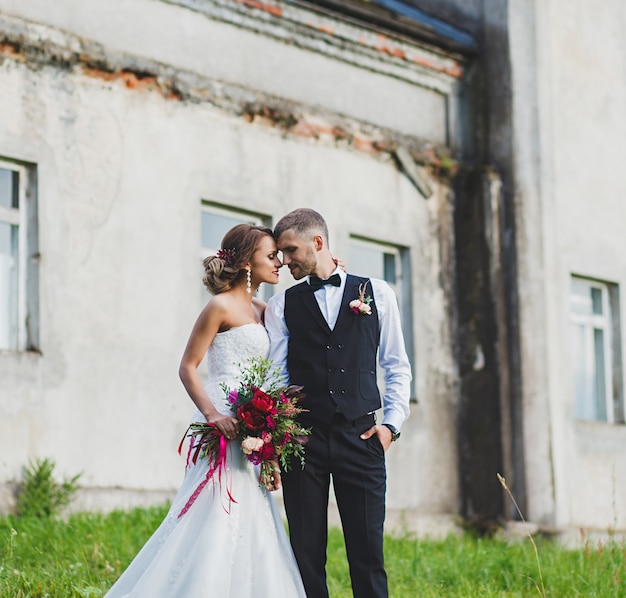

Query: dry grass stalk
<box><xmin>497</xmin><ymin>472</ymin><xmax>546</xmax><ymax>598</ymax></box>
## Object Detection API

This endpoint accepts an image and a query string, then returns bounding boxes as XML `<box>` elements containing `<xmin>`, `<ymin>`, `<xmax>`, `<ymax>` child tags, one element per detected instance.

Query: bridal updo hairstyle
<box><xmin>203</xmin><ymin>223</ymin><xmax>274</xmax><ymax>295</ymax></box>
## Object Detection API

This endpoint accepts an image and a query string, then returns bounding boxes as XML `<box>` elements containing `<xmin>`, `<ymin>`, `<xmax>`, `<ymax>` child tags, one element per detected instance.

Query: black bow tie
<box><xmin>309</xmin><ymin>273</ymin><xmax>341</xmax><ymax>291</ymax></box>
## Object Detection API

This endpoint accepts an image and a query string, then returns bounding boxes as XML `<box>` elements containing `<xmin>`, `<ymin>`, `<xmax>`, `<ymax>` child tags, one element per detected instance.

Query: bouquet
<box><xmin>177</xmin><ymin>357</ymin><xmax>309</xmax><ymax>516</ymax></box>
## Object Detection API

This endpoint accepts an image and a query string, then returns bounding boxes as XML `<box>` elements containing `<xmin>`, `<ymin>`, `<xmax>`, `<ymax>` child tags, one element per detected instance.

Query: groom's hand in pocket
<box><xmin>360</xmin><ymin>425</ymin><xmax>392</xmax><ymax>452</ymax></box>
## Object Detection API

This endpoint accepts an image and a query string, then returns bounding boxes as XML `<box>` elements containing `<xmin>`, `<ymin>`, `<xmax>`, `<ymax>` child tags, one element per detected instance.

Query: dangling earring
<box><xmin>246</xmin><ymin>269</ymin><xmax>252</xmax><ymax>294</ymax></box>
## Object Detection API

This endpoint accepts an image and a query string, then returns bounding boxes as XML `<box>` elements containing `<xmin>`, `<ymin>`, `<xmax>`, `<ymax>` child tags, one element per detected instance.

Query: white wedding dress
<box><xmin>105</xmin><ymin>323</ymin><xmax>306</xmax><ymax>597</ymax></box>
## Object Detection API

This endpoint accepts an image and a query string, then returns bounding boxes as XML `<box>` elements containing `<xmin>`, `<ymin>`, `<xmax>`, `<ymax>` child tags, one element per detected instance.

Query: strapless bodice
<box><xmin>197</xmin><ymin>323</ymin><xmax>270</xmax><ymax>418</ymax></box>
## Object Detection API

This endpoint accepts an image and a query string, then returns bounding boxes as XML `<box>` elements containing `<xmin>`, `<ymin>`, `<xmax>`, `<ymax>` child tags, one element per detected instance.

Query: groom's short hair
<box><xmin>274</xmin><ymin>208</ymin><xmax>329</xmax><ymax>243</ymax></box>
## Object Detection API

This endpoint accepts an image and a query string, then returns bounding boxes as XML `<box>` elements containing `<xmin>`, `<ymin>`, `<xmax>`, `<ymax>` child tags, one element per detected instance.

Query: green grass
<box><xmin>0</xmin><ymin>505</ymin><xmax>624</xmax><ymax>597</ymax></box>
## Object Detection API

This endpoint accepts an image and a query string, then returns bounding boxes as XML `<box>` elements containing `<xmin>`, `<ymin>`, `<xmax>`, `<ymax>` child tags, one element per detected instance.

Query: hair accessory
<box><xmin>246</xmin><ymin>269</ymin><xmax>252</xmax><ymax>294</ymax></box>
<box><xmin>216</xmin><ymin>248</ymin><xmax>236</xmax><ymax>265</ymax></box>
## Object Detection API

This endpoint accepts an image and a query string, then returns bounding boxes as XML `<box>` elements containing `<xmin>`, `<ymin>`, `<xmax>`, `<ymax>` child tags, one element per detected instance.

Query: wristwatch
<box><xmin>383</xmin><ymin>423</ymin><xmax>401</xmax><ymax>442</ymax></box>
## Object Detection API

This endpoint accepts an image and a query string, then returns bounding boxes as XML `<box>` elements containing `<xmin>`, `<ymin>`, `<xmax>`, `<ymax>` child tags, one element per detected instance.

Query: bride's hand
<box><xmin>208</xmin><ymin>413</ymin><xmax>239</xmax><ymax>440</ymax></box>
<box><xmin>333</xmin><ymin>256</ymin><xmax>347</xmax><ymax>272</ymax></box>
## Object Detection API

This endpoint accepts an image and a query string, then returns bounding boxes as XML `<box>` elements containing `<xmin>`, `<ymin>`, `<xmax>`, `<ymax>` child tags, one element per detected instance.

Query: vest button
<box><xmin>338</xmin><ymin>344</ymin><xmax>344</xmax><ymax>349</ymax></box>
<box><xmin>340</xmin><ymin>390</ymin><xmax>346</xmax><ymax>394</ymax></box>
<box><xmin>340</xmin><ymin>368</ymin><xmax>345</xmax><ymax>373</ymax></box>
<box><xmin>329</xmin><ymin>389</ymin><xmax>335</xmax><ymax>395</ymax></box>
<box><xmin>326</xmin><ymin>344</ymin><xmax>331</xmax><ymax>350</ymax></box>
<box><xmin>328</xmin><ymin>368</ymin><xmax>333</xmax><ymax>373</ymax></box>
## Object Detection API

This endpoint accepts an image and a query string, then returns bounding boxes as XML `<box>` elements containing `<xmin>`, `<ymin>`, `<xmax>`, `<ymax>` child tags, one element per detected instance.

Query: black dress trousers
<box><xmin>282</xmin><ymin>412</ymin><xmax>387</xmax><ymax>598</ymax></box>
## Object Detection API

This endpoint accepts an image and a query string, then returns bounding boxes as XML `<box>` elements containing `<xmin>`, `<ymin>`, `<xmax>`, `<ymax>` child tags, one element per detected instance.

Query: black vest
<box><xmin>284</xmin><ymin>274</ymin><xmax>381</xmax><ymax>423</ymax></box>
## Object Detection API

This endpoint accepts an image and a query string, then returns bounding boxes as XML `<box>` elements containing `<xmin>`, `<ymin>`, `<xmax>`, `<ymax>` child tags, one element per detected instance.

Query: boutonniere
<box><xmin>349</xmin><ymin>281</ymin><xmax>373</xmax><ymax>315</ymax></box>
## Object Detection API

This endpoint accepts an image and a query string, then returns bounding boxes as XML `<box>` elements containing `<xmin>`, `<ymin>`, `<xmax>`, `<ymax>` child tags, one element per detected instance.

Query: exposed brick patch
<box><xmin>242</xmin><ymin>104</ymin><xmax>298</xmax><ymax>129</ymax></box>
<box><xmin>352</xmin><ymin>133</ymin><xmax>376</xmax><ymax>154</ymax></box>
<box><xmin>315</xmin><ymin>24</ymin><xmax>335</xmax><ymax>35</ymax></box>
<box><xmin>220</xmin><ymin>0</ymin><xmax>465</xmax><ymax>79</ymax></box>
<box><xmin>81</xmin><ymin>65</ymin><xmax>183</xmax><ymax>100</ymax></box>
<box><xmin>232</xmin><ymin>0</ymin><xmax>282</xmax><ymax>17</ymax></box>
<box><xmin>239</xmin><ymin>104</ymin><xmax>454</xmax><ymax>173</ymax></box>
<box><xmin>0</xmin><ymin>15</ymin><xmax>457</xmax><ymax>174</ymax></box>
<box><xmin>0</xmin><ymin>40</ymin><xmax>26</xmax><ymax>62</ymax></box>
<box><xmin>290</xmin><ymin>118</ymin><xmax>318</xmax><ymax>139</ymax></box>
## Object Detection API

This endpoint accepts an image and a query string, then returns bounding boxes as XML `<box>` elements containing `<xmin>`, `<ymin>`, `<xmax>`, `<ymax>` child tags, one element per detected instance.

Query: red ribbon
<box><xmin>177</xmin><ymin>432</ymin><xmax>237</xmax><ymax>518</ymax></box>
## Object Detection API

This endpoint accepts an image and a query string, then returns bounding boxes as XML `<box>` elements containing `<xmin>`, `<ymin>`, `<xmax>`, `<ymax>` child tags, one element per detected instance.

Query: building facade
<box><xmin>1</xmin><ymin>0</ymin><xmax>625</xmax><ymax>538</ymax></box>
<box><xmin>0</xmin><ymin>0</ymin><xmax>468</xmax><ymax>533</ymax></box>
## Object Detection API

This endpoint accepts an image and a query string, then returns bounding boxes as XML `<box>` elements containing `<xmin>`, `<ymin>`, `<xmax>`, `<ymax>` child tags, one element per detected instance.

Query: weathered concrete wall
<box><xmin>0</xmin><ymin>0</ymin><xmax>459</xmax><ymax>143</ymax></box>
<box><xmin>416</xmin><ymin>0</ymin><xmax>626</xmax><ymax>536</ymax></box>
<box><xmin>0</xmin><ymin>2</ymin><xmax>461</xmax><ymax>532</ymax></box>
<box><xmin>510</xmin><ymin>0</ymin><xmax>626</xmax><ymax>532</ymax></box>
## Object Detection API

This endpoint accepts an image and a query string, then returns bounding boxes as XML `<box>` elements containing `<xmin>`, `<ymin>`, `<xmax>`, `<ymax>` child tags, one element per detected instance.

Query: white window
<box><xmin>570</xmin><ymin>277</ymin><xmax>623</xmax><ymax>423</ymax></box>
<box><xmin>349</xmin><ymin>236</ymin><xmax>415</xmax><ymax>398</ymax></box>
<box><xmin>349</xmin><ymin>238</ymin><xmax>400</xmax><ymax>293</ymax></box>
<box><xmin>200</xmin><ymin>202</ymin><xmax>271</xmax><ymax>299</ymax></box>
<box><xmin>0</xmin><ymin>160</ymin><xmax>38</xmax><ymax>351</ymax></box>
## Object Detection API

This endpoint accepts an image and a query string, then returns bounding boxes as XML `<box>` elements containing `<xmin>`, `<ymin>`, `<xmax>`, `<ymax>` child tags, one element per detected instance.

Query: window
<box><xmin>349</xmin><ymin>239</ymin><xmax>400</xmax><ymax>290</ymax></box>
<box><xmin>200</xmin><ymin>202</ymin><xmax>271</xmax><ymax>300</ymax></box>
<box><xmin>0</xmin><ymin>160</ymin><xmax>38</xmax><ymax>351</ymax></box>
<box><xmin>349</xmin><ymin>236</ymin><xmax>415</xmax><ymax>399</ymax></box>
<box><xmin>570</xmin><ymin>277</ymin><xmax>624</xmax><ymax>423</ymax></box>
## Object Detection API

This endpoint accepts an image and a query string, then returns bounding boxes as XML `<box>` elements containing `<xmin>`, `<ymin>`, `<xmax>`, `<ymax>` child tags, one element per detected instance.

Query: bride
<box><xmin>105</xmin><ymin>224</ymin><xmax>306</xmax><ymax>597</ymax></box>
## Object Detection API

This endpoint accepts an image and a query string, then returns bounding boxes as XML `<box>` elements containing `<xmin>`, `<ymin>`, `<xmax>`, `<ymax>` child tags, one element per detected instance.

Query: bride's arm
<box><xmin>178</xmin><ymin>297</ymin><xmax>239</xmax><ymax>439</ymax></box>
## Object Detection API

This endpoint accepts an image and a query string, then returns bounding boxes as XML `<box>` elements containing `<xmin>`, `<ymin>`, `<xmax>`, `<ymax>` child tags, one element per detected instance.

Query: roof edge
<box><xmin>286</xmin><ymin>0</ymin><xmax>478</xmax><ymax>55</ymax></box>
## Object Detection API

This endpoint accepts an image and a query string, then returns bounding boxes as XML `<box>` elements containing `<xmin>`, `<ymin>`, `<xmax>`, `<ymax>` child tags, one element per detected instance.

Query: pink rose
<box><xmin>358</xmin><ymin>302</ymin><xmax>372</xmax><ymax>315</ymax></box>
<box><xmin>241</xmin><ymin>437</ymin><xmax>264</xmax><ymax>455</ymax></box>
<box><xmin>350</xmin><ymin>300</ymin><xmax>372</xmax><ymax>315</ymax></box>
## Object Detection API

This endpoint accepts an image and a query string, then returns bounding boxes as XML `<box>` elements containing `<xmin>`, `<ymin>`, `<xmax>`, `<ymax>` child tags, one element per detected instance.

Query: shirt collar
<box><xmin>306</xmin><ymin>267</ymin><xmax>346</xmax><ymax>286</ymax></box>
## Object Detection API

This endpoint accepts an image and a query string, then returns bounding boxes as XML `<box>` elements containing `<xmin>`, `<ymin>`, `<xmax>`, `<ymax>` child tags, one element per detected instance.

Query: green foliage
<box><xmin>15</xmin><ymin>458</ymin><xmax>82</xmax><ymax>518</ymax></box>
<box><xmin>220</xmin><ymin>356</ymin><xmax>286</xmax><ymax>400</ymax></box>
<box><xmin>0</xmin><ymin>506</ymin><xmax>625</xmax><ymax>596</ymax></box>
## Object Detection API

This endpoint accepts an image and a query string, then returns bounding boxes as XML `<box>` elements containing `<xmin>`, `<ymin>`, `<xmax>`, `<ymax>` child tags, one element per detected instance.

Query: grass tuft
<box><xmin>15</xmin><ymin>458</ymin><xmax>81</xmax><ymax>519</ymax></box>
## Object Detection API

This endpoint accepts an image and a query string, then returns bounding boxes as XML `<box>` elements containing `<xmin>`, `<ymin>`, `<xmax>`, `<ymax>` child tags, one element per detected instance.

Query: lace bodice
<box><xmin>199</xmin><ymin>323</ymin><xmax>270</xmax><ymax>417</ymax></box>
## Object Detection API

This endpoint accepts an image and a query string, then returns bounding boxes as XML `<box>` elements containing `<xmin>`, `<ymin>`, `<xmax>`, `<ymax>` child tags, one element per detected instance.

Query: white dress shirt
<box><xmin>265</xmin><ymin>268</ymin><xmax>412</xmax><ymax>431</ymax></box>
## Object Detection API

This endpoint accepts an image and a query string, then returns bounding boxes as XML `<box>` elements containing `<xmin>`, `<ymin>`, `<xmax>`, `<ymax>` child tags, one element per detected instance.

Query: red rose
<box><xmin>251</xmin><ymin>389</ymin><xmax>276</xmax><ymax>414</ymax></box>
<box><xmin>237</xmin><ymin>403</ymin><xmax>266</xmax><ymax>431</ymax></box>
<box><xmin>258</xmin><ymin>443</ymin><xmax>276</xmax><ymax>460</ymax></box>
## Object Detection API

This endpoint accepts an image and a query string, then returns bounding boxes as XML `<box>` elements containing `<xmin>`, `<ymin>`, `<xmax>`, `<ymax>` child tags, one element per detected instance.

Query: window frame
<box><xmin>200</xmin><ymin>201</ymin><xmax>272</xmax><ymax>301</ymax></box>
<box><xmin>0</xmin><ymin>158</ymin><xmax>38</xmax><ymax>353</ymax></box>
<box><xmin>349</xmin><ymin>235</ymin><xmax>416</xmax><ymax>401</ymax></box>
<box><xmin>348</xmin><ymin>236</ymin><xmax>401</xmax><ymax>290</ymax></box>
<box><xmin>570</xmin><ymin>276</ymin><xmax>624</xmax><ymax>424</ymax></box>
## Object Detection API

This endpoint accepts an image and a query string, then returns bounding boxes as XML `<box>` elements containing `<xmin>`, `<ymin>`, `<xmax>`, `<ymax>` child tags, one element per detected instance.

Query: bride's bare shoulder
<box><xmin>198</xmin><ymin>292</ymin><xmax>240</xmax><ymax>323</ymax></box>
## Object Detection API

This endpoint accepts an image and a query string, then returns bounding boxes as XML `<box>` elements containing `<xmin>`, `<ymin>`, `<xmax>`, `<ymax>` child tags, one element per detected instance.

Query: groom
<box><xmin>265</xmin><ymin>208</ymin><xmax>412</xmax><ymax>598</ymax></box>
